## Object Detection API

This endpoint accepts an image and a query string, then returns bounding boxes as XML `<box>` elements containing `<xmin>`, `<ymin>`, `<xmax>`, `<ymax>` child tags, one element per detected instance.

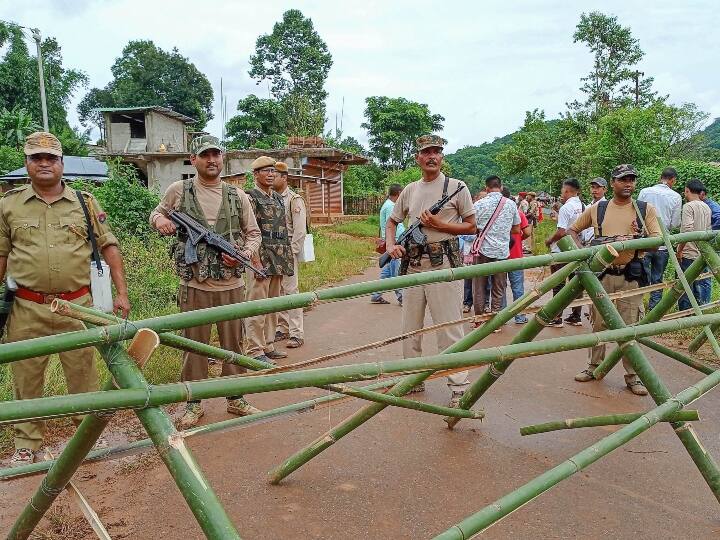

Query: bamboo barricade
<box><xmin>2</xmin><ymin>230</ymin><xmax>720</xmax><ymax>538</ymax></box>
<box><xmin>687</xmin><ymin>243</ymin><xmax>720</xmax><ymax>352</ymax></box>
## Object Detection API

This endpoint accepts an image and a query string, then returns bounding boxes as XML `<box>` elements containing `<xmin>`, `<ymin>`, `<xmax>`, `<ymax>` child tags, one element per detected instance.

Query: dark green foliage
<box><xmin>637</xmin><ymin>160</ymin><xmax>720</xmax><ymax>200</ymax></box>
<box><xmin>0</xmin><ymin>146</ymin><xmax>23</xmax><ymax>175</ymax></box>
<box><xmin>362</xmin><ymin>96</ymin><xmax>444</xmax><ymax>170</ymax></box>
<box><xmin>78</xmin><ymin>40</ymin><xmax>213</xmax><ymax>129</ymax></box>
<box><xmin>702</xmin><ymin>118</ymin><xmax>720</xmax><ymax>150</ymax></box>
<box><xmin>71</xmin><ymin>160</ymin><xmax>160</xmax><ymax>238</ymax></box>
<box><xmin>226</xmin><ymin>96</ymin><xmax>288</xmax><ymax>149</ymax></box>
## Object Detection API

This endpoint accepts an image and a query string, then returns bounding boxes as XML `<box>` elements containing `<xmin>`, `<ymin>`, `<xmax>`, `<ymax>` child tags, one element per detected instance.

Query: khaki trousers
<box><xmin>7</xmin><ymin>294</ymin><xmax>98</xmax><ymax>451</ymax></box>
<box><xmin>402</xmin><ymin>258</ymin><xmax>469</xmax><ymax>392</ymax></box>
<box><xmin>588</xmin><ymin>273</ymin><xmax>639</xmax><ymax>378</ymax></box>
<box><xmin>245</xmin><ymin>273</ymin><xmax>283</xmax><ymax>357</ymax></box>
<box><xmin>277</xmin><ymin>256</ymin><xmax>303</xmax><ymax>339</ymax></box>
<box><xmin>179</xmin><ymin>285</ymin><xmax>246</xmax><ymax>384</ymax></box>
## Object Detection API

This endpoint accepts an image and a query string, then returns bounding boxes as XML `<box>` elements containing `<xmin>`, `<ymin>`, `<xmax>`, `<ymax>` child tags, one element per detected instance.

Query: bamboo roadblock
<box><xmin>519</xmin><ymin>410</ymin><xmax>700</xmax><ymax>436</ymax></box>
<box><xmin>688</xmin><ymin>243</ymin><xmax>720</xmax><ymax>352</ymax></box>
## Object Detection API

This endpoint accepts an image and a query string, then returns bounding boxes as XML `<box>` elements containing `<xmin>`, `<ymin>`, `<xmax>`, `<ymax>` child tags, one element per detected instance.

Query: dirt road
<box><xmin>1</xmin><ymin>266</ymin><xmax>719</xmax><ymax>539</ymax></box>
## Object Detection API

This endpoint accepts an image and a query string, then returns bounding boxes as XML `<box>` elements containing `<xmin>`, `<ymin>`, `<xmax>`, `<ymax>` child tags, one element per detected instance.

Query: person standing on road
<box><xmin>568</xmin><ymin>164</ymin><xmax>660</xmax><ymax>396</ymax></box>
<box><xmin>245</xmin><ymin>157</ymin><xmax>294</xmax><ymax>364</ymax></box>
<box><xmin>151</xmin><ymin>135</ymin><xmax>262</xmax><ymax>429</ymax></box>
<box><xmin>371</xmin><ymin>183</ymin><xmax>405</xmax><ymax>306</ymax></box>
<box><xmin>274</xmin><ymin>161</ymin><xmax>307</xmax><ymax>349</ymax></box>
<box><xmin>1</xmin><ymin>132</ymin><xmax>130</xmax><ymax>464</ymax></box>
<box><xmin>544</xmin><ymin>178</ymin><xmax>585</xmax><ymax>327</ymax></box>
<box><xmin>385</xmin><ymin>135</ymin><xmax>476</xmax><ymax>407</ymax></box>
<box><xmin>638</xmin><ymin>167</ymin><xmax>681</xmax><ymax>310</ymax></box>
<box><xmin>503</xmin><ymin>187</ymin><xmax>531</xmax><ymax>324</ymax></box>
<box><xmin>699</xmin><ymin>187</ymin><xmax>720</xmax><ymax>305</ymax></box>
<box><xmin>676</xmin><ymin>179</ymin><xmax>711</xmax><ymax>311</ymax></box>
<box><xmin>470</xmin><ymin>176</ymin><xmax>521</xmax><ymax>325</ymax></box>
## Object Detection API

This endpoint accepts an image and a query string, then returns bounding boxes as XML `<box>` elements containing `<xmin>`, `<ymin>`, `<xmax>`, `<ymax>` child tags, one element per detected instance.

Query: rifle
<box><xmin>168</xmin><ymin>210</ymin><xmax>268</xmax><ymax>278</ymax></box>
<box><xmin>0</xmin><ymin>275</ymin><xmax>17</xmax><ymax>340</ymax></box>
<box><xmin>379</xmin><ymin>184</ymin><xmax>466</xmax><ymax>268</ymax></box>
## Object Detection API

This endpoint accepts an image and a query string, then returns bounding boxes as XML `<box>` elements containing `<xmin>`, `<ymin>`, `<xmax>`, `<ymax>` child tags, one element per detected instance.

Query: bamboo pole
<box><xmin>7</xmin><ymin>330</ymin><xmax>159</xmax><ymax>540</ymax></box>
<box><xmin>444</xmin><ymin>238</ymin><xmax>616</xmax><ymax>430</ymax></box>
<box><xmin>637</xmin><ymin>337</ymin><xmax>716</xmax><ymax>376</ymax></box>
<box><xmin>4</xmin><ymin>313</ymin><xmax>720</xmax><ymax>427</ymax></box>
<box><xmin>520</xmin><ymin>410</ymin><xmax>699</xmax><ymax>436</ymax></box>
<box><xmin>593</xmin><ymin>236</ymin><xmax>720</xmax><ymax>380</ymax></box>
<box><xmin>434</xmin><ymin>365</ymin><xmax>720</xmax><ymax>540</ymax></box>
<box><xmin>565</xmin><ymin>241</ymin><xmax>720</xmax><ymax>503</ymax></box>
<box><xmin>267</xmin><ymin>248</ymin><xmax>595</xmax><ymax>484</ymax></box>
<box><xmin>1</xmin><ymin>231</ymin><xmax>716</xmax><ymax>365</ymax></box>
<box><xmin>53</xmin><ymin>301</ymin><xmax>481</xmax><ymax>421</ymax></box>
<box><xmin>688</xmin><ymin>243</ymin><xmax>720</xmax><ymax>352</ymax></box>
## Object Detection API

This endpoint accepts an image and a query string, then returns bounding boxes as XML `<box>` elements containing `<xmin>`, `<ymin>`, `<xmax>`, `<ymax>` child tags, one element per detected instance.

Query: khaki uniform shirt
<box><xmin>279</xmin><ymin>187</ymin><xmax>307</xmax><ymax>256</ymax></box>
<box><xmin>680</xmin><ymin>199</ymin><xmax>711</xmax><ymax>260</ymax></box>
<box><xmin>570</xmin><ymin>198</ymin><xmax>661</xmax><ymax>266</ymax></box>
<box><xmin>150</xmin><ymin>178</ymin><xmax>261</xmax><ymax>291</ymax></box>
<box><xmin>0</xmin><ymin>183</ymin><xmax>118</xmax><ymax>293</ymax></box>
<box><xmin>390</xmin><ymin>173</ymin><xmax>475</xmax><ymax>244</ymax></box>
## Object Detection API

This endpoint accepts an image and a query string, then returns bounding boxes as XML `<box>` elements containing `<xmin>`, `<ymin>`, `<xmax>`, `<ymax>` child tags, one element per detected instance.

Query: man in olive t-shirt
<box><xmin>569</xmin><ymin>164</ymin><xmax>660</xmax><ymax>396</ymax></box>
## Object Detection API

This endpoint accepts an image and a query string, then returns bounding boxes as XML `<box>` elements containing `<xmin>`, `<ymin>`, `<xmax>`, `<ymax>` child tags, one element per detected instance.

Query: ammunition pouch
<box><xmin>624</xmin><ymin>252</ymin><xmax>648</xmax><ymax>286</ymax></box>
<box><xmin>398</xmin><ymin>238</ymin><xmax>460</xmax><ymax>275</ymax></box>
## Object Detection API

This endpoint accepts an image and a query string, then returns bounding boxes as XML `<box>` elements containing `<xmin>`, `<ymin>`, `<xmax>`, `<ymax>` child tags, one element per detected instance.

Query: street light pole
<box><xmin>31</xmin><ymin>28</ymin><xmax>49</xmax><ymax>132</ymax></box>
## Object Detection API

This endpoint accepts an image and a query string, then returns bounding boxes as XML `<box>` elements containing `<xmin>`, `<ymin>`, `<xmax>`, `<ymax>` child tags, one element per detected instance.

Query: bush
<box><xmin>0</xmin><ymin>146</ymin><xmax>23</xmax><ymax>175</ymax></box>
<box><xmin>636</xmin><ymin>160</ymin><xmax>720</xmax><ymax>199</ymax></box>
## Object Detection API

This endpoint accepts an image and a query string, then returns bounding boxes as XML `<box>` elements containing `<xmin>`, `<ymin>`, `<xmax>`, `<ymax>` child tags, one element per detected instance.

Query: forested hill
<box><xmin>703</xmin><ymin>117</ymin><xmax>720</xmax><ymax>149</ymax></box>
<box><xmin>444</xmin><ymin>133</ymin><xmax>539</xmax><ymax>195</ymax></box>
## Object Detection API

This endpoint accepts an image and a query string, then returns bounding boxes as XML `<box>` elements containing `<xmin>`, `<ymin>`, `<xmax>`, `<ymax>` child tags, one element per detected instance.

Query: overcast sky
<box><xmin>2</xmin><ymin>0</ymin><xmax>719</xmax><ymax>153</ymax></box>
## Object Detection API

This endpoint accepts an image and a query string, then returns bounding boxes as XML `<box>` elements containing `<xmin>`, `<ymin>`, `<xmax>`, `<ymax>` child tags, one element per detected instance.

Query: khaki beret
<box><xmin>274</xmin><ymin>161</ymin><xmax>289</xmax><ymax>173</ymax></box>
<box><xmin>24</xmin><ymin>131</ymin><xmax>63</xmax><ymax>157</ymax></box>
<box><xmin>251</xmin><ymin>156</ymin><xmax>276</xmax><ymax>171</ymax></box>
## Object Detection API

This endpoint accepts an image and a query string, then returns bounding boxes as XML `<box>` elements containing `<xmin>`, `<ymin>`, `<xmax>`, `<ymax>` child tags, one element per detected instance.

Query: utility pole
<box><xmin>31</xmin><ymin>27</ymin><xmax>49</xmax><ymax>131</ymax></box>
<box><xmin>633</xmin><ymin>70</ymin><xmax>644</xmax><ymax>107</ymax></box>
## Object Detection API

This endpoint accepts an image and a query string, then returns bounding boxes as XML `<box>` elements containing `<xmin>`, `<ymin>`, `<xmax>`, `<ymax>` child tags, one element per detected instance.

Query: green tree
<box><xmin>571</xmin><ymin>11</ymin><xmax>656</xmax><ymax>115</ymax></box>
<box><xmin>249</xmin><ymin>9</ymin><xmax>332</xmax><ymax>109</ymax></box>
<box><xmin>362</xmin><ymin>96</ymin><xmax>444</xmax><ymax>170</ymax></box>
<box><xmin>0</xmin><ymin>23</ymin><xmax>87</xmax><ymax>131</ymax></box>
<box><xmin>0</xmin><ymin>106</ymin><xmax>41</xmax><ymax>148</ymax></box>
<box><xmin>225</xmin><ymin>95</ymin><xmax>287</xmax><ymax>149</ymax></box>
<box><xmin>78</xmin><ymin>40</ymin><xmax>213</xmax><ymax>129</ymax></box>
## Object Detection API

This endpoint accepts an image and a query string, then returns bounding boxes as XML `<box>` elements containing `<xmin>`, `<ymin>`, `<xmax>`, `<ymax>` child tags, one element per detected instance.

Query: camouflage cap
<box><xmin>274</xmin><ymin>161</ymin><xmax>289</xmax><ymax>173</ymax></box>
<box><xmin>250</xmin><ymin>156</ymin><xmax>276</xmax><ymax>171</ymax></box>
<box><xmin>190</xmin><ymin>134</ymin><xmax>224</xmax><ymax>155</ymax></box>
<box><xmin>416</xmin><ymin>134</ymin><xmax>445</xmax><ymax>152</ymax></box>
<box><xmin>24</xmin><ymin>131</ymin><xmax>62</xmax><ymax>157</ymax></box>
<box><xmin>611</xmin><ymin>164</ymin><xmax>638</xmax><ymax>179</ymax></box>
<box><xmin>590</xmin><ymin>177</ymin><xmax>608</xmax><ymax>187</ymax></box>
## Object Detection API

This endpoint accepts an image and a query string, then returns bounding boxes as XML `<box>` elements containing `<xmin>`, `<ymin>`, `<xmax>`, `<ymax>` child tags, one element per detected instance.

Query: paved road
<box><xmin>1</xmin><ymin>266</ymin><xmax>719</xmax><ymax>539</ymax></box>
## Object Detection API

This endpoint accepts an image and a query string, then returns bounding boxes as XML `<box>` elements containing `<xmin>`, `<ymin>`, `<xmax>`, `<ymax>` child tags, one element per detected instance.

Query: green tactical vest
<box><xmin>171</xmin><ymin>178</ymin><xmax>244</xmax><ymax>282</ymax></box>
<box><xmin>247</xmin><ymin>187</ymin><xmax>294</xmax><ymax>276</ymax></box>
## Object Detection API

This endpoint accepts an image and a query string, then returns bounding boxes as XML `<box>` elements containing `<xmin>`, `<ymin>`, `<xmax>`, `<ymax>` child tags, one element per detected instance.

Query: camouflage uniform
<box><xmin>245</xmin><ymin>182</ymin><xmax>294</xmax><ymax>358</ymax></box>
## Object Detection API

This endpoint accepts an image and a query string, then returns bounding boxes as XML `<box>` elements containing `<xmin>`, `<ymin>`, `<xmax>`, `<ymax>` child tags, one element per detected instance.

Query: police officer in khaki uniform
<box><xmin>245</xmin><ymin>156</ymin><xmax>294</xmax><ymax>362</ymax></box>
<box><xmin>569</xmin><ymin>164</ymin><xmax>660</xmax><ymax>396</ymax></box>
<box><xmin>0</xmin><ymin>132</ymin><xmax>130</xmax><ymax>465</ymax></box>
<box><xmin>273</xmin><ymin>161</ymin><xmax>307</xmax><ymax>349</ymax></box>
<box><xmin>150</xmin><ymin>135</ymin><xmax>262</xmax><ymax>429</ymax></box>
<box><xmin>386</xmin><ymin>135</ymin><xmax>477</xmax><ymax>407</ymax></box>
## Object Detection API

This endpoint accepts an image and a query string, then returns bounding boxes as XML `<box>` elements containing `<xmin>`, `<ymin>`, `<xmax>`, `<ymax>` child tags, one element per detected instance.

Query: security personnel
<box><xmin>568</xmin><ymin>164</ymin><xmax>660</xmax><ymax>396</ymax></box>
<box><xmin>386</xmin><ymin>135</ymin><xmax>477</xmax><ymax>407</ymax></box>
<box><xmin>0</xmin><ymin>132</ymin><xmax>130</xmax><ymax>465</ymax></box>
<box><xmin>273</xmin><ymin>161</ymin><xmax>307</xmax><ymax>349</ymax></box>
<box><xmin>151</xmin><ymin>135</ymin><xmax>262</xmax><ymax>429</ymax></box>
<box><xmin>245</xmin><ymin>157</ymin><xmax>294</xmax><ymax>362</ymax></box>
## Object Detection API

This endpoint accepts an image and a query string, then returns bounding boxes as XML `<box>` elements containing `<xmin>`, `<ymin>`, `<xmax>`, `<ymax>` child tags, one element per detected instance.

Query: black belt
<box><xmin>262</xmin><ymin>232</ymin><xmax>286</xmax><ymax>240</ymax></box>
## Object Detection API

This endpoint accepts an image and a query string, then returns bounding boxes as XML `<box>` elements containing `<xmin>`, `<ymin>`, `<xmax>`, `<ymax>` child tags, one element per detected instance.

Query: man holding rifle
<box><xmin>151</xmin><ymin>135</ymin><xmax>262</xmax><ymax>428</ymax></box>
<box><xmin>385</xmin><ymin>135</ymin><xmax>477</xmax><ymax>407</ymax></box>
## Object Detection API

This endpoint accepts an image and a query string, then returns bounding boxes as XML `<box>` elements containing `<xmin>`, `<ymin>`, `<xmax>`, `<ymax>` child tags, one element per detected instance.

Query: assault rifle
<box><xmin>168</xmin><ymin>210</ymin><xmax>268</xmax><ymax>278</ymax></box>
<box><xmin>589</xmin><ymin>234</ymin><xmax>637</xmax><ymax>247</ymax></box>
<box><xmin>379</xmin><ymin>184</ymin><xmax>466</xmax><ymax>268</ymax></box>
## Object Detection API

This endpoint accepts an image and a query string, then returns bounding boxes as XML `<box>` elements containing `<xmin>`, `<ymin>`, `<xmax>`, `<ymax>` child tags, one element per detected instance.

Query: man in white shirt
<box><xmin>638</xmin><ymin>167</ymin><xmax>681</xmax><ymax>310</ymax></box>
<box><xmin>544</xmin><ymin>178</ymin><xmax>585</xmax><ymax>327</ymax></box>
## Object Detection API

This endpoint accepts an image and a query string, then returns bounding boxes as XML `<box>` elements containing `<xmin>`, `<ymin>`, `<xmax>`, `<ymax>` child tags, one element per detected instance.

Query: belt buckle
<box><xmin>44</xmin><ymin>294</ymin><xmax>56</xmax><ymax>304</ymax></box>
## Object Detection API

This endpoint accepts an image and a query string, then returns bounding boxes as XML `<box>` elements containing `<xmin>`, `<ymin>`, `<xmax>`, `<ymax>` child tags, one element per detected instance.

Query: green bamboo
<box><xmin>688</xmin><ymin>242</ymin><xmax>720</xmax><ymax>352</ymax></box>
<box><xmin>637</xmin><ymin>337</ymin><xmax>716</xmax><ymax>375</ymax></box>
<box><xmin>593</xmin><ymin>236</ymin><xmax>720</xmax><ymax>379</ymax></box>
<box><xmin>54</xmin><ymin>301</ymin><xmax>479</xmax><ymax>421</ymax></box>
<box><xmin>434</xmin><ymin>365</ymin><xmax>720</xmax><ymax>539</ymax></box>
<box><xmin>1</xmin><ymin>231</ymin><xmax>716</xmax><ymax>366</ymax></box>
<box><xmin>267</xmin><ymin>246</ymin><xmax>594</xmax><ymax>484</ymax></box>
<box><xmin>566</xmin><ymin>241</ymin><xmax>720</xmax><ymax>503</ymax></box>
<box><xmin>0</xmin><ymin>377</ymin><xmax>402</xmax><ymax>481</ymax></box>
<box><xmin>444</xmin><ymin>237</ymin><xmax>616</xmax><ymax>430</ymax></box>
<box><xmin>5</xmin><ymin>313</ymin><xmax>720</xmax><ymax>428</ymax></box>
<box><xmin>520</xmin><ymin>410</ymin><xmax>700</xmax><ymax>436</ymax></box>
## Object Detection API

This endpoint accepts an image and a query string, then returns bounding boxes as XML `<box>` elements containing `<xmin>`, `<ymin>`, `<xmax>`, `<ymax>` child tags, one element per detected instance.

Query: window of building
<box><xmin>183</xmin><ymin>160</ymin><xmax>191</xmax><ymax>166</ymax></box>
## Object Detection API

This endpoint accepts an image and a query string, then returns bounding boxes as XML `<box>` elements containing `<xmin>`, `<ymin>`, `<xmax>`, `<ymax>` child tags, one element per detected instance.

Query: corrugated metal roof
<box><xmin>95</xmin><ymin>106</ymin><xmax>196</xmax><ymax>124</ymax></box>
<box><xmin>0</xmin><ymin>156</ymin><xmax>109</xmax><ymax>181</ymax></box>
